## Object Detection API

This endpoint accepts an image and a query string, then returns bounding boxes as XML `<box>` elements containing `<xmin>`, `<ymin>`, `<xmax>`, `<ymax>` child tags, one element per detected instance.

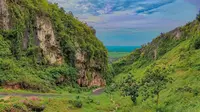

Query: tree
<box><xmin>0</xmin><ymin>35</ymin><xmax>11</xmax><ymax>57</ymax></box>
<box><xmin>89</xmin><ymin>26</ymin><xmax>96</xmax><ymax>35</ymax></box>
<box><xmin>105</xmin><ymin>83</ymin><xmax>117</xmax><ymax>98</ymax></box>
<box><xmin>140</xmin><ymin>66</ymin><xmax>173</xmax><ymax>108</ymax></box>
<box><xmin>194</xmin><ymin>37</ymin><xmax>200</xmax><ymax>49</ymax></box>
<box><xmin>196</xmin><ymin>10</ymin><xmax>200</xmax><ymax>21</ymax></box>
<box><xmin>121</xmin><ymin>74</ymin><xmax>139</xmax><ymax>105</ymax></box>
<box><xmin>68</xmin><ymin>11</ymin><xmax>74</xmax><ymax>17</ymax></box>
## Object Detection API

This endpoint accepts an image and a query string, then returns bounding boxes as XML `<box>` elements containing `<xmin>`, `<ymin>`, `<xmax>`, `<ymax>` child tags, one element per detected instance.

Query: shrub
<box><xmin>140</xmin><ymin>66</ymin><xmax>173</xmax><ymax>107</ymax></box>
<box><xmin>194</xmin><ymin>37</ymin><xmax>200</xmax><ymax>49</ymax></box>
<box><xmin>68</xmin><ymin>100</ymin><xmax>83</xmax><ymax>108</ymax></box>
<box><xmin>196</xmin><ymin>10</ymin><xmax>200</xmax><ymax>22</ymax></box>
<box><xmin>86</xmin><ymin>96</ymin><xmax>94</xmax><ymax>104</ymax></box>
<box><xmin>73</xmin><ymin>100</ymin><xmax>82</xmax><ymax>108</ymax></box>
<box><xmin>46</xmin><ymin>65</ymin><xmax>77</xmax><ymax>86</ymax></box>
<box><xmin>0</xmin><ymin>35</ymin><xmax>11</xmax><ymax>57</ymax></box>
<box><xmin>105</xmin><ymin>83</ymin><xmax>117</xmax><ymax>94</ymax></box>
<box><xmin>120</xmin><ymin>74</ymin><xmax>139</xmax><ymax>105</ymax></box>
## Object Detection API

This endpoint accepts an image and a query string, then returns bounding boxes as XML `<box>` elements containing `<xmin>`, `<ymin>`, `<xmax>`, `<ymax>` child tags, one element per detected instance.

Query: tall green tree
<box><xmin>121</xmin><ymin>74</ymin><xmax>139</xmax><ymax>105</ymax></box>
<box><xmin>140</xmin><ymin>66</ymin><xmax>173</xmax><ymax>108</ymax></box>
<box><xmin>196</xmin><ymin>10</ymin><xmax>200</xmax><ymax>21</ymax></box>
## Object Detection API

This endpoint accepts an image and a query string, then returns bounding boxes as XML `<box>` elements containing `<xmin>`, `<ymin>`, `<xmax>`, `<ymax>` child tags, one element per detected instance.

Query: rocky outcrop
<box><xmin>153</xmin><ymin>49</ymin><xmax>157</xmax><ymax>60</ymax></box>
<box><xmin>0</xmin><ymin>0</ymin><xmax>9</xmax><ymax>29</ymax></box>
<box><xmin>75</xmin><ymin>50</ymin><xmax>105</xmax><ymax>87</ymax></box>
<box><xmin>169</xmin><ymin>28</ymin><xmax>182</xmax><ymax>40</ymax></box>
<box><xmin>89</xmin><ymin>74</ymin><xmax>106</xmax><ymax>87</ymax></box>
<box><xmin>36</xmin><ymin>16</ymin><xmax>63</xmax><ymax>65</ymax></box>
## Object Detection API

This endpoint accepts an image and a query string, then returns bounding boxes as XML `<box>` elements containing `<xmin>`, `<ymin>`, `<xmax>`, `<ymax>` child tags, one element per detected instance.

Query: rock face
<box><xmin>36</xmin><ymin>16</ymin><xmax>63</xmax><ymax>65</ymax></box>
<box><xmin>1</xmin><ymin>0</ymin><xmax>107</xmax><ymax>87</ymax></box>
<box><xmin>35</xmin><ymin>16</ymin><xmax>105</xmax><ymax>86</ymax></box>
<box><xmin>75</xmin><ymin>50</ymin><xmax>105</xmax><ymax>87</ymax></box>
<box><xmin>169</xmin><ymin>28</ymin><xmax>182</xmax><ymax>40</ymax></box>
<box><xmin>0</xmin><ymin>0</ymin><xmax>9</xmax><ymax>29</ymax></box>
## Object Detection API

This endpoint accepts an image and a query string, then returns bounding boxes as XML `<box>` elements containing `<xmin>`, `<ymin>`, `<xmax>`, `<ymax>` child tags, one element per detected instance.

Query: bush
<box><xmin>73</xmin><ymin>100</ymin><xmax>82</xmax><ymax>108</ymax></box>
<box><xmin>0</xmin><ymin>35</ymin><xmax>11</xmax><ymax>57</ymax></box>
<box><xmin>46</xmin><ymin>65</ymin><xmax>77</xmax><ymax>86</ymax></box>
<box><xmin>194</xmin><ymin>38</ymin><xmax>200</xmax><ymax>49</ymax></box>
<box><xmin>86</xmin><ymin>96</ymin><xmax>94</xmax><ymax>104</ymax></box>
<box><xmin>120</xmin><ymin>74</ymin><xmax>139</xmax><ymax>104</ymax></box>
<box><xmin>68</xmin><ymin>100</ymin><xmax>83</xmax><ymax>108</ymax></box>
<box><xmin>196</xmin><ymin>11</ymin><xmax>200</xmax><ymax>22</ymax></box>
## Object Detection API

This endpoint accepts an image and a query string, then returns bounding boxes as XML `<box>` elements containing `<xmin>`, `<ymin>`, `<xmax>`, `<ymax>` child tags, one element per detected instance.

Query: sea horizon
<box><xmin>106</xmin><ymin>46</ymin><xmax>141</xmax><ymax>52</ymax></box>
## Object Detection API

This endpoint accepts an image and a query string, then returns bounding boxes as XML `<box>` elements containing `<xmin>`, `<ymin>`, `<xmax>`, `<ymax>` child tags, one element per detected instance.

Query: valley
<box><xmin>107</xmin><ymin>46</ymin><xmax>140</xmax><ymax>63</ymax></box>
<box><xmin>0</xmin><ymin>0</ymin><xmax>200</xmax><ymax>112</ymax></box>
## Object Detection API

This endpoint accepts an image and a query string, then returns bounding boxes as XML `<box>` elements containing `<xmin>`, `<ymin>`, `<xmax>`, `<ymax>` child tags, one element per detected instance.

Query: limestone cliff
<box><xmin>0</xmin><ymin>0</ymin><xmax>9</xmax><ymax>30</ymax></box>
<box><xmin>75</xmin><ymin>50</ymin><xmax>105</xmax><ymax>87</ymax></box>
<box><xmin>36</xmin><ymin>16</ymin><xmax>63</xmax><ymax>65</ymax></box>
<box><xmin>0</xmin><ymin>0</ymin><xmax>108</xmax><ymax>87</ymax></box>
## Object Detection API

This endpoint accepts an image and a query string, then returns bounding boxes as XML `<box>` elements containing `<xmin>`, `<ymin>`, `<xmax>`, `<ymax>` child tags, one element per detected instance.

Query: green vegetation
<box><xmin>194</xmin><ymin>37</ymin><xmax>200</xmax><ymax>49</ymax></box>
<box><xmin>196</xmin><ymin>10</ymin><xmax>200</xmax><ymax>22</ymax></box>
<box><xmin>0</xmin><ymin>0</ymin><xmax>108</xmax><ymax>91</ymax></box>
<box><xmin>140</xmin><ymin>66</ymin><xmax>173</xmax><ymax>109</ymax></box>
<box><xmin>108</xmin><ymin>52</ymin><xmax>130</xmax><ymax>63</ymax></box>
<box><xmin>120</xmin><ymin>74</ymin><xmax>139</xmax><ymax>105</ymax></box>
<box><xmin>110</xmin><ymin>18</ymin><xmax>200</xmax><ymax>111</ymax></box>
<box><xmin>108</xmin><ymin>52</ymin><xmax>130</xmax><ymax>58</ymax></box>
<box><xmin>1</xmin><ymin>0</ymin><xmax>200</xmax><ymax>112</ymax></box>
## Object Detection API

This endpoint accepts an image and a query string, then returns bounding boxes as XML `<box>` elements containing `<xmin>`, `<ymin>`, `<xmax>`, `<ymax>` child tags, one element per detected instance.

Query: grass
<box><xmin>0</xmin><ymin>38</ymin><xmax>199</xmax><ymax>111</ymax></box>
<box><xmin>0</xmin><ymin>89</ymin><xmax>134</xmax><ymax>112</ymax></box>
<box><xmin>0</xmin><ymin>2</ymin><xmax>200</xmax><ymax>111</ymax></box>
<box><xmin>112</xmin><ymin>37</ymin><xmax>200</xmax><ymax>111</ymax></box>
<box><xmin>108</xmin><ymin>52</ymin><xmax>130</xmax><ymax>58</ymax></box>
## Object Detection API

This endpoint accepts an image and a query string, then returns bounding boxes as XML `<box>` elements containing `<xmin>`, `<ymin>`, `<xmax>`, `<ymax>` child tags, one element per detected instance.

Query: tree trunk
<box><xmin>156</xmin><ymin>93</ymin><xmax>159</xmax><ymax>110</ymax></box>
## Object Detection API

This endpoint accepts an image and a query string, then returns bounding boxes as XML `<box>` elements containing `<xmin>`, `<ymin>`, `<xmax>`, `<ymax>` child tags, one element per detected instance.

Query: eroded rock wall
<box><xmin>36</xmin><ymin>16</ymin><xmax>63</xmax><ymax>65</ymax></box>
<box><xmin>0</xmin><ymin>0</ymin><xmax>9</xmax><ymax>29</ymax></box>
<box><xmin>1</xmin><ymin>0</ymin><xmax>106</xmax><ymax>87</ymax></box>
<box><xmin>169</xmin><ymin>28</ymin><xmax>182</xmax><ymax>40</ymax></box>
<box><xmin>75</xmin><ymin>50</ymin><xmax>105</xmax><ymax>87</ymax></box>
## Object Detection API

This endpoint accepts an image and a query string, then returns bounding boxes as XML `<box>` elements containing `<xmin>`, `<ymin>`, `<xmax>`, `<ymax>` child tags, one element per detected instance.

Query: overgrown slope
<box><xmin>113</xmin><ymin>20</ymin><xmax>199</xmax><ymax>75</ymax></box>
<box><xmin>112</xmin><ymin>20</ymin><xmax>200</xmax><ymax>111</ymax></box>
<box><xmin>0</xmin><ymin>0</ymin><xmax>108</xmax><ymax>91</ymax></box>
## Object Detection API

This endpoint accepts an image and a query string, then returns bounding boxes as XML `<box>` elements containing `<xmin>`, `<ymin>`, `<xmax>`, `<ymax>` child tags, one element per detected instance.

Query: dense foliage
<box><xmin>194</xmin><ymin>37</ymin><xmax>200</xmax><ymax>49</ymax></box>
<box><xmin>120</xmin><ymin>74</ymin><xmax>139</xmax><ymax>104</ymax></box>
<box><xmin>196</xmin><ymin>10</ymin><xmax>200</xmax><ymax>22</ymax></box>
<box><xmin>2</xmin><ymin>0</ymin><xmax>200</xmax><ymax>111</ymax></box>
<box><xmin>0</xmin><ymin>0</ymin><xmax>108</xmax><ymax>91</ymax></box>
<box><xmin>140</xmin><ymin>66</ymin><xmax>173</xmax><ymax>107</ymax></box>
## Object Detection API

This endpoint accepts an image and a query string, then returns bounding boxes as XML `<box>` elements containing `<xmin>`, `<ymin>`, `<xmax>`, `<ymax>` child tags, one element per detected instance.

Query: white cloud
<box><xmin>48</xmin><ymin>0</ymin><xmax>198</xmax><ymax>46</ymax></box>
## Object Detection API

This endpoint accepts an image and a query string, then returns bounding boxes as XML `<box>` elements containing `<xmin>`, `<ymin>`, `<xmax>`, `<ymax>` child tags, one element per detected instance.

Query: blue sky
<box><xmin>48</xmin><ymin>0</ymin><xmax>200</xmax><ymax>46</ymax></box>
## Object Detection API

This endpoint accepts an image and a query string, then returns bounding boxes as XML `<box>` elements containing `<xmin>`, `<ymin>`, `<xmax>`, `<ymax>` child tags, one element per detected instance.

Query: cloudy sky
<box><xmin>48</xmin><ymin>0</ymin><xmax>200</xmax><ymax>46</ymax></box>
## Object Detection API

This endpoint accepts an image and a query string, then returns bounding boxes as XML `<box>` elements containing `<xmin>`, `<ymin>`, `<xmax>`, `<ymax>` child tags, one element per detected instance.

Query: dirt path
<box><xmin>92</xmin><ymin>88</ymin><xmax>105</xmax><ymax>95</ymax></box>
<box><xmin>0</xmin><ymin>88</ymin><xmax>105</xmax><ymax>97</ymax></box>
<box><xmin>0</xmin><ymin>92</ymin><xmax>61</xmax><ymax>97</ymax></box>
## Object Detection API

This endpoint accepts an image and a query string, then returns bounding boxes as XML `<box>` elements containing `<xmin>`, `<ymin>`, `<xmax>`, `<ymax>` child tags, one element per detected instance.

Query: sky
<box><xmin>48</xmin><ymin>0</ymin><xmax>200</xmax><ymax>46</ymax></box>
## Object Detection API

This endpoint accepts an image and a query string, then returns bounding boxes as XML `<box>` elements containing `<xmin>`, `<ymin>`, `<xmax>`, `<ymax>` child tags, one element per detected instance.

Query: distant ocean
<box><xmin>106</xmin><ymin>46</ymin><xmax>140</xmax><ymax>52</ymax></box>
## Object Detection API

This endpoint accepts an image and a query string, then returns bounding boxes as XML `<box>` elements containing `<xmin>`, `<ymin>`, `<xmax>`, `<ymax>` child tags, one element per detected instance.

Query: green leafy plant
<box><xmin>196</xmin><ymin>10</ymin><xmax>200</xmax><ymax>22</ymax></box>
<box><xmin>120</xmin><ymin>74</ymin><xmax>139</xmax><ymax>105</ymax></box>
<box><xmin>194</xmin><ymin>37</ymin><xmax>200</xmax><ymax>49</ymax></box>
<box><xmin>140</xmin><ymin>66</ymin><xmax>173</xmax><ymax>108</ymax></box>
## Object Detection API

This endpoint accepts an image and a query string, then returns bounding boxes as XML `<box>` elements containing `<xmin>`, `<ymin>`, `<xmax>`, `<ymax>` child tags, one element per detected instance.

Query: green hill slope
<box><xmin>112</xmin><ymin>20</ymin><xmax>200</xmax><ymax>111</ymax></box>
